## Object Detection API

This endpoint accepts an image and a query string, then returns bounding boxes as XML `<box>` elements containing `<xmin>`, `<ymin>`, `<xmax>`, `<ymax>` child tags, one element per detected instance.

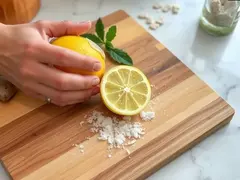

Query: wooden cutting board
<box><xmin>0</xmin><ymin>10</ymin><xmax>235</xmax><ymax>180</ymax></box>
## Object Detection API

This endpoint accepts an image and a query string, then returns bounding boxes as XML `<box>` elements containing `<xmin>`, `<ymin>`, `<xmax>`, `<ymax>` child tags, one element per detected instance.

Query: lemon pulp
<box><xmin>100</xmin><ymin>65</ymin><xmax>151</xmax><ymax>116</ymax></box>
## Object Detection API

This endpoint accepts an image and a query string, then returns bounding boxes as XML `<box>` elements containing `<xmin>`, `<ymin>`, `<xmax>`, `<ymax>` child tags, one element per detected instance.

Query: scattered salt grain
<box><xmin>79</xmin><ymin>144</ymin><xmax>84</xmax><ymax>149</ymax></box>
<box><xmin>90</xmin><ymin>127</ymin><xmax>98</xmax><ymax>133</ymax></box>
<box><xmin>140</xmin><ymin>111</ymin><xmax>155</xmax><ymax>121</ymax></box>
<box><xmin>80</xmin><ymin>149</ymin><xmax>84</xmax><ymax>153</ymax></box>
<box><xmin>108</xmin><ymin>154</ymin><xmax>112</xmax><ymax>158</ymax></box>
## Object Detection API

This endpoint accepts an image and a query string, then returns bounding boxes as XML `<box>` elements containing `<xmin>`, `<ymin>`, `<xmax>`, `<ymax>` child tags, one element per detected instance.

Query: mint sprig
<box><xmin>81</xmin><ymin>34</ymin><xmax>103</xmax><ymax>45</ymax></box>
<box><xmin>81</xmin><ymin>18</ymin><xmax>133</xmax><ymax>66</ymax></box>
<box><xmin>107</xmin><ymin>47</ymin><xmax>133</xmax><ymax>66</ymax></box>
<box><xmin>106</xmin><ymin>26</ymin><xmax>116</xmax><ymax>42</ymax></box>
<box><xmin>96</xmin><ymin>18</ymin><xmax>105</xmax><ymax>41</ymax></box>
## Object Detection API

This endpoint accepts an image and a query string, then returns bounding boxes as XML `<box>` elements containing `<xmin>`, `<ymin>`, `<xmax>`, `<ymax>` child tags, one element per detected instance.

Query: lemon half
<box><xmin>100</xmin><ymin>65</ymin><xmax>151</xmax><ymax>116</ymax></box>
<box><xmin>51</xmin><ymin>36</ymin><xmax>105</xmax><ymax>78</ymax></box>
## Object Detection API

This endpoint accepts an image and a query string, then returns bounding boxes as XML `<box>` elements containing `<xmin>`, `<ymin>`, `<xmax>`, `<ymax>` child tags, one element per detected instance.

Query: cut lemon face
<box><xmin>100</xmin><ymin>65</ymin><xmax>151</xmax><ymax>116</ymax></box>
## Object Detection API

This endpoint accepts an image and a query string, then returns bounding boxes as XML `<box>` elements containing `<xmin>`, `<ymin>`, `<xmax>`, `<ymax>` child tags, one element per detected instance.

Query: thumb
<box><xmin>35</xmin><ymin>20</ymin><xmax>92</xmax><ymax>37</ymax></box>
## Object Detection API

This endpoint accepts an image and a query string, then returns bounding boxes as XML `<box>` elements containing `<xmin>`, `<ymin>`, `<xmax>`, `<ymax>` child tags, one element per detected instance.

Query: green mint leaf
<box><xmin>105</xmin><ymin>41</ymin><xmax>114</xmax><ymax>50</ymax></box>
<box><xmin>81</xmin><ymin>34</ymin><xmax>103</xmax><ymax>45</ymax></box>
<box><xmin>96</xmin><ymin>18</ymin><xmax>105</xmax><ymax>41</ymax></box>
<box><xmin>107</xmin><ymin>48</ymin><xmax>133</xmax><ymax>66</ymax></box>
<box><xmin>106</xmin><ymin>26</ymin><xmax>117</xmax><ymax>42</ymax></box>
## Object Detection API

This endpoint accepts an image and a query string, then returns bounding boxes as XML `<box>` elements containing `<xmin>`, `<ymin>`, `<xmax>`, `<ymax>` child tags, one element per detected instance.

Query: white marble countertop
<box><xmin>1</xmin><ymin>0</ymin><xmax>240</xmax><ymax>179</ymax></box>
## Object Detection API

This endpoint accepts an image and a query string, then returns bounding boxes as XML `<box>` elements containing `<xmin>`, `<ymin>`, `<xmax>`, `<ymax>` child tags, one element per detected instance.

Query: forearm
<box><xmin>0</xmin><ymin>24</ymin><xmax>18</xmax><ymax>101</ymax></box>
<box><xmin>0</xmin><ymin>23</ymin><xmax>11</xmax><ymax>56</ymax></box>
<box><xmin>0</xmin><ymin>23</ymin><xmax>12</xmax><ymax>76</ymax></box>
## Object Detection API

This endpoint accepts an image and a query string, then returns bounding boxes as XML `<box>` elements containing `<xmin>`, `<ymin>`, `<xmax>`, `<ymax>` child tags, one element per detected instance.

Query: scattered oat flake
<box><xmin>127</xmin><ymin>139</ymin><xmax>137</xmax><ymax>145</ymax></box>
<box><xmin>149</xmin><ymin>23</ymin><xmax>159</xmax><ymax>30</ymax></box>
<box><xmin>162</xmin><ymin>5</ymin><xmax>170</xmax><ymax>12</ymax></box>
<box><xmin>138</xmin><ymin>14</ymin><xmax>145</xmax><ymax>19</ymax></box>
<box><xmin>146</xmin><ymin>18</ymin><xmax>155</xmax><ymax>24</ymax></box>
<box><xmin>153</xmin><ymin>4</ymin><xmax>161</xmax><ymax>9</ymax></box>
<box><xmin>123</xmin><ymin>146</ymin><xmax>131</xmax><ymax>155</ymax></box>
<box><xmin>172</xmin><ymin>4</ymin><xmax>180</xmax><ymax>14</ymax></box>
<box><xmin>85</xmin><ymin>136</ymin><xmax>90</xmax><ymax>140</ymax></box>
<box><xmin>80</xmin><ymin>121</ymin><xmax>85</xmax><ymax>126</ymax></box>
<box><xmin>138</xmin><ymin>13</ymin><xmax>149</xmax><ymax>19</ymax></box>
<box><xmin>80</xmin><ymin>149</ymin><xmax>84</xmax><ymax>153</ymax></box>
<box><xmin>156</xmin><ymin>18</ymin><xmax>164</xmax><ymax>25</ymax></box>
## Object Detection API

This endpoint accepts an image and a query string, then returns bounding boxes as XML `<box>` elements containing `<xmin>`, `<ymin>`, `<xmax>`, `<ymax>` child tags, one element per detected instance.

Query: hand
<box><xmin>0</xmin><ymin>20</ymin><xmax>101</xmax><ymax>106</ymax></box>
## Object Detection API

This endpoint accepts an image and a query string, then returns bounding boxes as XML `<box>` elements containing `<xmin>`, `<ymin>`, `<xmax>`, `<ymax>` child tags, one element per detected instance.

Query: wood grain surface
<box><xmin>0</xmin><ymin>10</ymin><xmax>235</xmax><ymax>180</ymax></box>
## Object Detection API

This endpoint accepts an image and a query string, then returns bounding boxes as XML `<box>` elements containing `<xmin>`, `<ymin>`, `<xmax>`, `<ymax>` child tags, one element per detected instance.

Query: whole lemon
<box><xmin>51</xmin><ymin>36</ymin><xmax>105</xmax><ymax>78</ymax></box>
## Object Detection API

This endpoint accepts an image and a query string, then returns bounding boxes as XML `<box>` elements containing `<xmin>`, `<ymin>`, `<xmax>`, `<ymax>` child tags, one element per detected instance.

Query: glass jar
<box><xmin>199</xmin><ymin>0</ymin><xmax>240</xmax><ymax>36</ymax></box>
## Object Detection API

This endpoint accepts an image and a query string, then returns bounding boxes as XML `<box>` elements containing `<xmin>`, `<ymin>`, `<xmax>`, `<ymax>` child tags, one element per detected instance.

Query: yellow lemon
<box><xmin>51</xmin><ymin>36</ymin><xmax>105</xmax><ymax>78</ymax></box>
<box><xmin>100</xmin><ymin>65</ymin><xmax>151</xmax><ymax>116</ymax></box>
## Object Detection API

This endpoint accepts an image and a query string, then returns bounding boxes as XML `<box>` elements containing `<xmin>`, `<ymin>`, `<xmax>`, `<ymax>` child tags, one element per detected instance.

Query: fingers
<box><xmin>35</xmin><ymin>20</ymin><xmax>91</xmax><ymax>37</ymax></box>
<box><xmin>23</xmin><ymin>81</ymin><xmax>99</xmax><ymax>106</ymax></box>
<box><xmin>28</xmin><ymin>42</ymin><xmax>101</xmax><ymax>72</ymax></box>
<box><xmin>20</xmin><ymin>61</ymin><xmax>100</xmax><ymax>91</ymax></box>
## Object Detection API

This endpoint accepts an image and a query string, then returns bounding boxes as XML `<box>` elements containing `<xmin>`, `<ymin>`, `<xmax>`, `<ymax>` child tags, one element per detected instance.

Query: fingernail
<box><xmin>93</xmin><ymin>62</ymin><xmax>101</xmax><ymax>71</ymax></box>
<box><xmin>92</xmin><ymin>87</ymin><xmax>100</xmax><ymax>95</ymax></box>
<box><xmin>92</xmin><ymin>77</ymin><xmax>100</xmax><ymax>86</ymax></box>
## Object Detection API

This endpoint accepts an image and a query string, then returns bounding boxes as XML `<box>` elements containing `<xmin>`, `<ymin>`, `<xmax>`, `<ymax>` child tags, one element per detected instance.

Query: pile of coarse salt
<box><xmin>82</xmin><ymin>109</ymin><xmax>155</xmax><ymax>158</ymax></box>
<box><xmin>86</xmin><ymin>111</ymin><xmax>145</xmax><ymax>151</ymax></box>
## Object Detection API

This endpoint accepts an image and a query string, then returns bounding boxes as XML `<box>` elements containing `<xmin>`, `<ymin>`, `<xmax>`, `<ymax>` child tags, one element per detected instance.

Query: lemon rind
<box><xmin>86</xmin><ymin>38</ymin><xmax>106</xmax><ymax>60</ymax></box>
